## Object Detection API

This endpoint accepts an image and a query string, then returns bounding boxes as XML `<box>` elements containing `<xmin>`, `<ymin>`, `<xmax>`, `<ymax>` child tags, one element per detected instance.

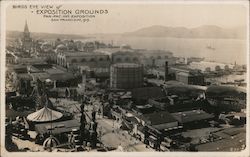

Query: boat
<box><xmin>206</xmin><ymin>45</ymin><xmax>216</xmax><ymax>50</ymax></box>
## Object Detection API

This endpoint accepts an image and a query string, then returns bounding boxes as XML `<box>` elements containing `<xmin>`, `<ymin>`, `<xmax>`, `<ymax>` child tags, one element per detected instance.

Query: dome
<box><xmin>85</xmin><ymin>42</ymin><xmax>94</xmax><ymax>46</ymax></box>
<box><xmin>45</xmin><ymin>79</ymin><xmax>52</xmax><ymax>83</ymax></box>
<box><xmin>43</xmin><ymin>135</ymin><xmax>60</xmax><ymax>149</ymax></box>
<box><xmin>27</xmin><ymin>106</ymin><xmax>63</xmax><ymax>122</ymax></box>
<box><xmin>41</xmin><ymin>42</ymin><xmax>53</xmax><ymax>51</ymax></box>
<box><xmin>41</xmin><ymin>42</ymin><xmax>51</xmax><ymax>47</ymax></box>
<box><xmin>120</xmin><ymin>44</ymin><xmax>131</xmax><ymax>49</ymax></box>
<box><xmin>74</xmin><ymin>40</ymin><xmax>82</xmax><ymax>44</ymax></box>
<box><xmin>56</xmin><ymin>44</ymin><xmax>66</xmax><ymax>49</ymax></box>
<box><xmin>206</xmin><ymin>86</ymin><xmax>246</xmax><ymax>112</ymax></box>
<box><xmin>206</xmin><ymin>86</ymin><xmax>245</xmax><ymax>98</ymax></box>
<box><xmin>56</xmin><ymin>44</ymin><xmax>67</xmax><ymax>53</ymax></box>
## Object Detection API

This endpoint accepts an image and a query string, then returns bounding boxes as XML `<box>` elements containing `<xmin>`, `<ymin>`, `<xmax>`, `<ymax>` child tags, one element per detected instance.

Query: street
<box><xmin>50</xmin><ymin>98</ymin><xmax>153</xmax><ymax>151</ymax></box>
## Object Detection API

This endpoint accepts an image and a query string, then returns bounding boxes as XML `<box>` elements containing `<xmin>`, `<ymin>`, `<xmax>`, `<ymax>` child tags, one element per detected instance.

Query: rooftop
<box><xmin>171</xmin><ymin>110</ymin><xmax>214</xmax><ymax>123</ymax></box>
<box><xmin>70</xmin><ymin>61</ymin><xmax>110</xmax><ymax>68</ymax></box>
<box><xmin>48</xmin><ymin>72</ymin><xmax>75</xmax><ymax>81</ymax></box>
<box><xmin>6</xmin><ymin>53</ymin><xmax>15</xmax><ymax>58</ymax></box>
<box><xmin>141</xmin><ymin>111</ymin><xmax>178</xmax><ymax>125</ymax></box>
<box><xmin>139</xmin><ymin>49</ymin><xmax>173</xmax><ymax>55</ymax></box>
<box><xmin>136</xmin><ymin>104</ymin><xmax>153</xmax><ymax>109</ymax></box>
<box><xmin>177</xmin><ymin>71</ymin><xmax>190</xmax><ymax>77</ymax></box>
<box><xmin>63</xmin><ymin>51</ymin><xmax>107</xmax><ymax>57</ymax></box>
<box><xmin>196</xmin><ymin>126</ymin><xmax>246</xmax><ymax>151</ymax></box>
<box><xmin>112</xmin><ymin>63</ymin><xmax>142</xmax><ymax>68</ymax></box>
<box><xmin>112</xmin><ymin>51</ymin><xmax>140</xmax><ymax>55</ymax></box>
<box><xmin>132</xmin><ymin>87</ymin><xmax>166</xmax><ymax>100</ymax></box>
<box><xmin>206</xmin><ymin>85</ymin><xmax>247</xmax><ymax>97</ymax></box>
<box><xmin>165</xmin><ymin>84</ymin><xmax>205</xmax><ymax>96</ymax></box>
<box><xmin>30</xmin><ymin>73</ymin><xmax>50</xmax><ymax>80</ymax></box>
<box><xmin>95</xmin><ymin>48</ymin><xmax>136</xmax><ymax>55</ymax></box>
<box><xmin>31</xmin><ymin>64</ymin><xmax>53</xmax><ymax>70</ymax></box>
<box><xmin>46</xmin><ymin>68</ymin><xmax>66</xmax><ymax>74</ymax></box>
<box><xmin>14</xmin><ymin>67</ymin><xmax>28</xmax><ymax>74</ymax></box>
<box><xmin>16</xmin><ymin>73</ymin><xmax>32</xmax><ymax>80</ymax></box>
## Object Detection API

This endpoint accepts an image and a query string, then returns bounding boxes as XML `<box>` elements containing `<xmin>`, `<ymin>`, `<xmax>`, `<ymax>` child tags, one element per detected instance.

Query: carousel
<box><xmin>6</xmin><ymin>82</ymin><xmax>101</xmax><ymax>151</ymax></box>
<box><xmin>27</xmin><ymin>106</ymin><xmax>63</xmax><ymax>123</ymax></box>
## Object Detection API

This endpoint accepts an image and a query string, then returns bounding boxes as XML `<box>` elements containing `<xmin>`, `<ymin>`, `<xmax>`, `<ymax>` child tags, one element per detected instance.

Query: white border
<box><xmin>1</xmin><ymin>0</ymin><xmax>249</xmax><ymax>157</ymax></box>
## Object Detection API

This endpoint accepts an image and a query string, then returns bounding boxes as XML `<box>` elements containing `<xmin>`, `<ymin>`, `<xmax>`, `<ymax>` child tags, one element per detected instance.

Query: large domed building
<box><xmin>206</xmin><ymin>86</ymin><xmax>246</xmax><ymax>112</ymax></box>
<box><xmin>55</xmin><ymin>44</ymin><xmax>67</xmax><ymax>53</ymax></box>
<box><xmin>40</xmin><ymin>42</ymin><xmax>53</xmax><ymax>53</ymax></box>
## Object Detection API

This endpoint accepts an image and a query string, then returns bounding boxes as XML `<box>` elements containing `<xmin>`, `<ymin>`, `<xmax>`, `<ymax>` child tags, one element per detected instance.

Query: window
<box><xmin>81</xmin><ymin>58</ymin><xmax>86</xmax><ymax>62</ymax></box>
<box><xmin>116</xmin><ymin>58</ymin><xmax>121</xmax><ymax>62</ymax></box>
<box><xmin>125</xmin><ymin>57</ymin><xmax>130</xmax><ymax>62</ymax></box>
<box><xmin>90</xmin><ymin>58</ymin><xmax>95</xmax><ymax>62</ymax></box>
<box><xmin>133</xmin><ymin>57</ymin><xmax>138</xmax><ymax>62</ymax></box>
<box><xmin>71</xmin><ymin>59</ymin><xmax>77</xmax><ymax>63</ymax></box>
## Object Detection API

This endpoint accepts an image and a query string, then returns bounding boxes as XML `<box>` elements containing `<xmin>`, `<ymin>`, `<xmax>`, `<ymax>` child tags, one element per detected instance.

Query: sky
<box><xmin>5</xmin><ymin>2</ymin><xmax>248</xmax><ymax>35</ymax></box>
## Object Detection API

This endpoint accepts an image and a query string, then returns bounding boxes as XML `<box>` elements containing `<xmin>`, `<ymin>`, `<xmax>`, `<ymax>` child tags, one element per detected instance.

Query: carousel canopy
<box><xmin>27</xmin><ymin>106</ymin><xmax>63</xmax><ymax>122</ymax></box>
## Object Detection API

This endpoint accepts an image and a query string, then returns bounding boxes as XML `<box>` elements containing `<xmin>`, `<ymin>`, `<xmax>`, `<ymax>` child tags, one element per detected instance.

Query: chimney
<box><xmin>165</xmin><ymin>61</ymin><xmax>168</xmax><ymax>81</ymax></box>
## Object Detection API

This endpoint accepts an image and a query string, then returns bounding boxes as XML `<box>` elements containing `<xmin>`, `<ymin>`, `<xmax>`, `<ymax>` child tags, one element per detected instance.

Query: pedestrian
<box><xmin>68</xmin><ymin>131</ymin><xmax>75</xmax><ymax>149</ymax></box>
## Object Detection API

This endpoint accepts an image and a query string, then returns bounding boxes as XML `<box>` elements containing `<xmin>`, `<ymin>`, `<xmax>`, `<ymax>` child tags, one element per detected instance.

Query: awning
<box><xmin>35</xmin><ymin>119</ymin><xmax>80</xmax><ymax>135</ymax></box>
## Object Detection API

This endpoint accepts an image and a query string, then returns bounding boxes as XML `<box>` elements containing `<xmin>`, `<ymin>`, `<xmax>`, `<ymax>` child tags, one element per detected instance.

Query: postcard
<box><xmin>1</xmin><ymin>0</ymin><xmax>249</xmax><ymax>157</ymax></box>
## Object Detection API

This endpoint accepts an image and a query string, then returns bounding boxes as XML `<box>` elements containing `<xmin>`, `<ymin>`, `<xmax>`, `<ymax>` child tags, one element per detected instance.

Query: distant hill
<box><xmin>123</xmin><ymin>25</ymin><xmax>246</xmax><ymax>39</ymax></box>
<box><xmin>6</xmin><ymin>31</ymin><xmax>88</xmax><ymax>40</ymax></box>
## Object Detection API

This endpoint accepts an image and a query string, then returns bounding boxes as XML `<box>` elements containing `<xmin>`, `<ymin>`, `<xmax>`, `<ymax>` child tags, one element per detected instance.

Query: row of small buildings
<box><xmin>108</xmin><ymin>86</ymin><xmax>212</xmax><ymax>151</ymax></box>
<box><xmin>107</xmin><ymin>83</ymin><xmax>246</xmax><ymax>151</ymax></box>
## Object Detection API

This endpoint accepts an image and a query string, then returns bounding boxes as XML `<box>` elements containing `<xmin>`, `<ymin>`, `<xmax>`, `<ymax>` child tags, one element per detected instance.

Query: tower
<box><xmin>21</xmin><ymin>20</ymin><xmax>33</xmax><ymax>53</ymax></box>
<box><xmin>164</xmin><ymin>61</ymin><xmax>169</xmax><ymax>81</ymax></box>
<box><xmin>23</xmin><ymin>20</ymin><xmax>30</xmax><ymax>39</ymax></box>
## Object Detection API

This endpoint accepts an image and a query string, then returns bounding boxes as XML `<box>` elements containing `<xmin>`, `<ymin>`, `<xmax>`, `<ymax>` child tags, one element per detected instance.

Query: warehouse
<box><xmin>141</xmin><ymin>111</ymin><xmax>179</xmax><ymax>130</ymax></box>
<box><xmin>171</xmin><ymin>110</ymin><xmax>214</xmax><ymax>129</ymax></box>
<box><xmin>131</xmin><ymin>86</ymin><xmax>165</xmax><ymax>103</ymax></box>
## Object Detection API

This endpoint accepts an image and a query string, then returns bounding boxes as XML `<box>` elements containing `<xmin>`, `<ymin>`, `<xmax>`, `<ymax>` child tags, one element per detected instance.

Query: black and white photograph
<box><xmin>1</xmin><ymin>0</ymin><xmax>249</xmax><ymax>156</ymax></box>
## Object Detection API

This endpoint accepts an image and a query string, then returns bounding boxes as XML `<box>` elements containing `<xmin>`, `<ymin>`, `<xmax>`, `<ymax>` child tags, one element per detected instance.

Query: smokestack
<box><xmin>152</xmin><ymin>58</ymin><xmax>155</xmax><ymax>67</ymax></box>
<box><xmin>165</xmin><ymin>61</ymin><xmax>168</xmax><ymax>81</ymax></box>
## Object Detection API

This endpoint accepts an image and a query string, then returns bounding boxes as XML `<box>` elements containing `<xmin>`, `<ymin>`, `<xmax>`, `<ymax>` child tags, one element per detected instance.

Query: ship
<box><xmin>206</xmin><ymin>45</ymin><xmax>216</xmax><ymax>51</ymax></box>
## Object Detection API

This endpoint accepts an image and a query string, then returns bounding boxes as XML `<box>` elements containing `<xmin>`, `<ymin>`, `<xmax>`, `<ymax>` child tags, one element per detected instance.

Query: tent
<box><xmin>27</xmin><ymin>106</ymin><xmax>63</xmax><ymax>122</ymax></box>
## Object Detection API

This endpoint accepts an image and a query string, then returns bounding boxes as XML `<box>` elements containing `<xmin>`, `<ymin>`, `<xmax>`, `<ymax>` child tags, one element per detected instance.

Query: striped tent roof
<box><xmin>27</xmin><ymin>106</ymin><xmax>63</xmax><ymax>122</ymax></box>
